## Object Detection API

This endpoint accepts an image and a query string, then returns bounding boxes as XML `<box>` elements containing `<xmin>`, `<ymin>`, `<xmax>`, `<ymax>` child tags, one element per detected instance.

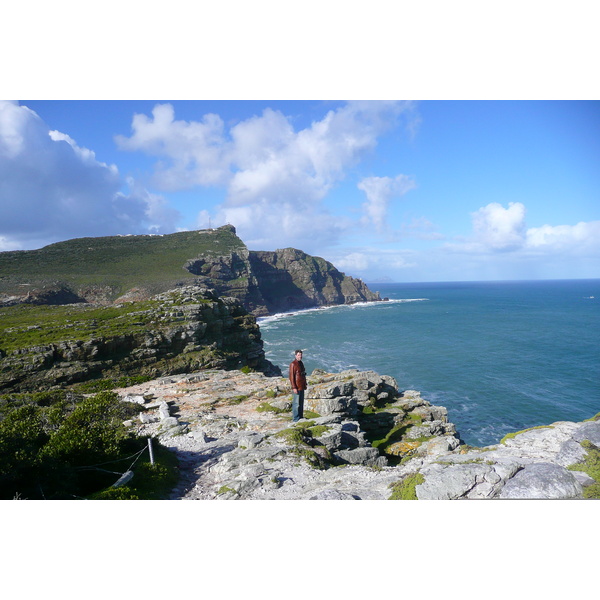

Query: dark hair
<box><xmin>294</xmin><ymin>349</ymin><xmax>303</xmax><ymax>354</ymax></box>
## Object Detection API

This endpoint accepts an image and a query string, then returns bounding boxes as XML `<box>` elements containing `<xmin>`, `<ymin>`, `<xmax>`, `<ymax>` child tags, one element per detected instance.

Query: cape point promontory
<box><xmin>1</xmin><ymin>227</ymin><xmax>598</xmax><ymax>500</ymax></box>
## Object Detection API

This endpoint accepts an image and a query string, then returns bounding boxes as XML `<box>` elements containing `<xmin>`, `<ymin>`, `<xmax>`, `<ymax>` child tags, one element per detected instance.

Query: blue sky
<box><xmin>2</xmin><ymin>2</ymin><xmax>599</xmax><ymax>284</ymax></box>
<box><xmin>1</xmin><ymin>99</ymin><xmax>599</xmax><ymax>282</ymax></box>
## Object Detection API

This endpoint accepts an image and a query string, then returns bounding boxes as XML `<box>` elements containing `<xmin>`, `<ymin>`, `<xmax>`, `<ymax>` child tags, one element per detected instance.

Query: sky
<box><xmin>2</xmin><ymin>99</ymin><xmax>598</xmax><ymax>282</ymax></box>
<box><xmin>2</xmin><ymin>2</ymin><xmax>599</xmax><ymax>284</ymax></box>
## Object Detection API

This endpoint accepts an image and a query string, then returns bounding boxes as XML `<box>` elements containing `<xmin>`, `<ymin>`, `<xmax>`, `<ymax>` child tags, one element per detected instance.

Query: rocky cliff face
<box><xmin>0</xmin><ymin>286</ymin><xmax>280</xmax><ymax>393</ymax></box>
<box><xmin>0</xmin><ymin>225</ymin><xmax>381</xmax><ymax>316</ymax></box>
<box><xmin>247</xmin><ymin>248</ymin><xmax>379</xmax><ymax>315</ymax></box>
<box><xmin>185</xmin><ymin>232</ymin><xmax>381</xmax><ymax>316</ymax></box>
<box><xmin>119</xmin><ymin>368</ymin><xmax>600</xmax><ymax>500</ymax></box>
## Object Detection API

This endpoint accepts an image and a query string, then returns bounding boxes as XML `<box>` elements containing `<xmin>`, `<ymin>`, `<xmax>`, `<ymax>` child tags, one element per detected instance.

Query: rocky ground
<box><xmin>118</xmin><ymin>368</ymin><xmax>600</xmax><ymax>500</ymax></box>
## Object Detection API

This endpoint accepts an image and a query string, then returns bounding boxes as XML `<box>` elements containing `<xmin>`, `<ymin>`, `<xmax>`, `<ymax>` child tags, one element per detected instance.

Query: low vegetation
<box><xmin>0</xmin><ymin>227</ymin><xmax>245</xmax><ymax>301</ymax></box>
<box><xmin>0</xmin><ymin>389</ymin><xmax>177</xmax><ymax>499</ymax></box>
<box><xmin>0</xmin><ymin>301</ymin><xmax>174</xmax><ymax>354</ymax></box>
<box><xmin>568</xmin><ymin>440</ymin><xmax>600</xmax><ymax>499</ymax></box>
<box><xmin>500</xmin><ymin>425</ymin><xmax>554</xmax><ymax>445</ymax></box>
<box><xmin>275</xmin><ymin>421</ymin><xmax>331</xmax><ymax>469</ymax></box>
<box><xmin>388</xmin><ymin>473</ymin><xmax>425</xmax><ymax>500</ymax></box>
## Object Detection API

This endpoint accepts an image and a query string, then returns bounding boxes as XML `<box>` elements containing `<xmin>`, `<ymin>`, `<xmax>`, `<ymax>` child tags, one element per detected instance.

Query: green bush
<box><xmin>41</xmin><ymin>392</ymin><xmax>139</xmax><ymax>465</ymax></box>
<box><xmin>0</xmin><ymin>390</ymin><xmax>177</xmax><ymax>500</ymax></box>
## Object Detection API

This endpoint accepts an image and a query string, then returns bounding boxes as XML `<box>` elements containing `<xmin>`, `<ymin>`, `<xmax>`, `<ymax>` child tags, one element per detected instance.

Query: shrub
<box><xmin>0</xmin><ymin>389</ymin><xmax>177</xmax><ymax>500</ymax></box>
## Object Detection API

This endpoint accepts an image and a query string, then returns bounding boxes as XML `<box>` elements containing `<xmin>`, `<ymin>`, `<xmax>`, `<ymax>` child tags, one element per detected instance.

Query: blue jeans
<box><xmin>292</xmin><ymin>390</ymin><xmax>304</xmax><ymax>421</ymax></box>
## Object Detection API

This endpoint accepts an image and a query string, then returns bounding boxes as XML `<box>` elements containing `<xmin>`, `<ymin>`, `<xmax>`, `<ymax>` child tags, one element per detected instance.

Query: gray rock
<box><xmin>497</xmin><ymin>463</ymin><xmax>583</xmax><ymax>499</ymax></box>
<box><xmin>333</xmin><ymin>447</ymin><xmax>384</xmax><ymax>467</ymax></box>
<box><xmin>306</xmin><ymin>396</ymin><xmax>358</xmax><ymax>416</ymax></box>
<box><xmin>571</xmin><ymin>470</ymin><xmax>596</xmax><ymax>487</ymax></box>
<box><xmin>158</xmin><ymin>401</ymin><xmax>171</xmax><ymax>420</ymax></box>
<box><xmin>189</xmin><ymin>429</ymin><xmax>210</xmax><ymax>443</ymax></box>
<box><xmin>238</xmin><ymin>432</ymin><xmax>265</xmax><ymax>449</ymax></box>
<box><xmin>159</xmin><ymin>422</ymin><xmax>188</xmax><ymax>438</ymax></box>
<box><xmin>307</xmin><ymin>380</ymin><xmax>354</xmax><ymax>399</ymax></box>
<box><xmin>309</xmin><ymin>489</ymin><xmax>359</xmax><ymax>500</ymax></box>
<box><xmin>159</xmin><ymin>416</ymin><xmax>179</xmax><ymax>429</ymax></box>
<box><xmin>417</xmin><ymin>463</ymin><xmax>496</xmax><ymax>500</ymax></box>
<box><xmin>405</xmin><ymin>420</ymin><xmax>452</xmax><ymax>439</ymax></box>
<box><xmin>316</xmin><ymin>429</ymin><xmax>343</xmax><ymax>450</ymax></box>
<box><xmin>555</xmin><ymin>439</ymin><xmax>587</xmax><ymax>467</ymax></box>
<box><xmin>419</xmin><ymin>435</ymin><xmax>461</xmax><ymax>457</ymax></box>
<box><xmin>341</xmin><ymin>421</ymin><xmax>359</xmax><ymax>432</ymax></box>
<box><xmin>268</xmin><ymin>398</ymin><xmax>291</xmax><ymax>411</ymax></box>
<box><xmin>572</xmin><ymin>421</ymin><xmax>600</xmax><ymax>446</ymax></box>
<box><xmin>139</xmin><ymin>411</ymin><xmax>159</xmax><ymax>424</ymax></box>
<box><xmin>123</xmin><ymin>394</ymin><xmax>146</xmax><ymax>405</ymax></box>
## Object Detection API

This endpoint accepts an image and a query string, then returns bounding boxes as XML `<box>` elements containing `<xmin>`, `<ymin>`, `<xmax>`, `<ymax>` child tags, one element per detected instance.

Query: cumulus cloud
<box><xmin>358</xmin><ymin>174</ymin><xmax>416</xmax><ymax>230</ymax></box>
<box><xmin>471</xmin><ymin>201</ymin><xmax>527</xmax><ymax>251</ymax></box>
<box><xmin>526</xmin><ymin>221</ymin><xmax>600</xmax><ymax>252</ymax></box>
<box><xmin>216</xmin><ymin>199</ymin><xmax>350</xmax><ymax>252</ymax></box>
<box><xmin>447</xmin><ymin>202</ymin><xmax>600</xmax><ymax>264</ymax></box>
<box><xmin>116</xmin><ymin>101</ymin><xmax>415</xmax><ymax>251</ymax></box>
<box><xmin>0</xmin><ymin>101</ymin><xmax>180</xmax><ymax>249</ymax></box>
<box><xmin>115</xmin><ymin>104</ymin><xmax>230</xmax><ymax>190</ymax></box>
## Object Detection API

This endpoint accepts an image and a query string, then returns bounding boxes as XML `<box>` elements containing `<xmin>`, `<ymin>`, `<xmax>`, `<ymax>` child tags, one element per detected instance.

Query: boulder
<box><xmin>333</xmin><ymin>447</ymin><xmax>387</xmax><ymax>468</ymax></box>
<box><xmin>305</xmin><ymin>395</ymin><xmax>358</xmax><ymax>416</ymax></box>
<box><xmin>497</xmin><ymin>463</ymin><xmax>583</xmax><ymax>499</ymax></box>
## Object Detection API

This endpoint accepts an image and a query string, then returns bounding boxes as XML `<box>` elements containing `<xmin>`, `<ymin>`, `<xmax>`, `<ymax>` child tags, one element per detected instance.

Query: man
<box><xmin>288</xmin><ymin>349</ymin><xmax>307</xmax><ymax>423</ymax></box>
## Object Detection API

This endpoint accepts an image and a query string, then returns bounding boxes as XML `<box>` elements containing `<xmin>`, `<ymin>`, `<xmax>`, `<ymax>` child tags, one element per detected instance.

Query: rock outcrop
<box><xmin>184</xmin><ymin>229</ymin><xmax>380</xmax><ymax>315</ymax></box>
<box><xmin>0</xmin><ymin>286</ymin><xmax>279</xmax><ymax>393</ymax></box>
<box><xmin>118</xmin><ymin>368</ymin><xmax>600</xmax><ymax>500</ymax></box>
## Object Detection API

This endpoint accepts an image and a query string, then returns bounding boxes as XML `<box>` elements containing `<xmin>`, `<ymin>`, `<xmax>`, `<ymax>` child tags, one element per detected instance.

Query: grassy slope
<box><xmin>0</xmin><ymin>227</ymin><xmax>246</xmax><ymax>297</ymax></box>
<box><xmin>0</xmin><ymin>301</ymin><xmax>163</xmax><ymax>353</ymax></box>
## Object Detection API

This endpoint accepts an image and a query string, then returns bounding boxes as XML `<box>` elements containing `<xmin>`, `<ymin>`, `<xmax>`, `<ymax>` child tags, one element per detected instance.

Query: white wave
<box><xmin>257</xmin><ymin>298</ymin><xmax>428</xmax><ymax>324</ymax></box>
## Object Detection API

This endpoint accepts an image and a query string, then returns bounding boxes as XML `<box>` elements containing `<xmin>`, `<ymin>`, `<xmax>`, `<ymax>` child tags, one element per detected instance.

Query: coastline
<box><xmin>257</xmin><ymin>297</ymin><xmax>429</xmax><ymax>324</ymax></box>
<box><xmin>116</xmin><ymin>367</ymin><xmax>600</xmax><ymax>500</ymax></box>
<box><xmin>256</xmin><ymin>279</ymin><xmax>600</xmax><ymax>447</ymax></box>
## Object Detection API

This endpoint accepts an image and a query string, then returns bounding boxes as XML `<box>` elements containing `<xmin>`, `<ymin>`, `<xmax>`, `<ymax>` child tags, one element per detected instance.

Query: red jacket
<box><xmin>289</xmin><ymin>359</ymin><xmax>307</xmax><ymax>391</ymax></box>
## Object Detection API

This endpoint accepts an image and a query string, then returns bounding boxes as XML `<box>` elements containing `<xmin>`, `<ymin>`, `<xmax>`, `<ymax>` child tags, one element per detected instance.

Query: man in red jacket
<box><xmin>289</xmin><ymin>349</ymin><xmax>307</xmax><ymax>423</ymax></box>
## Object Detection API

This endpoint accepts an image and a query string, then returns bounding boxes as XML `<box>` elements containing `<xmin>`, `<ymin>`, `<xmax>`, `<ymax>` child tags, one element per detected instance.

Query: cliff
<box><xmin>0</xmin><ymin>286</ymin><xmax>279</xmax><ymax>393</ymax></box>
<box><xmin>118</xmin><ymin>368</ymin><xmax>600</xmax><ymax>500</ymax></box>
<box><xmin>0</xmin><ymin>225</ymin><xmax>380</xmax><ymax>316</ymax></box>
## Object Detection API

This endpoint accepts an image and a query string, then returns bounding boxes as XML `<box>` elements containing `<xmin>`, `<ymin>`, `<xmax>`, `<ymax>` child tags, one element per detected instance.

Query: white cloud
<box><xmin>116</xmin><ymin>101</ymin><xmax>414</xmax><ymax>250</ymax></box>
<box><xmin>471</xmin><ymin>201</ymin><xmax>527</xmax><ymax>251</ymax></box>
<box><xmin>445</xmin><ymin>202</ymin><xmax>600</xmax><ymax>278</ymax></box>
<box><xmin>526</xmin><ymin>221</ymin><xmax>600</xmax><ymax>252</ymax></box>
<box><xmin>216</xmin><ymin>199</ymin><xmax>349</xmax><ymax>253</ymax></box>
<box><xmin>330</xmin><ymin>247</ymin><xmax>418</xmax><ymax>277</ymax></box>
<box><xmin>331</xmin><ymin>252</ymin><xmax>370</xmax><ymax>272</ymax></box>
<box><xmin>468</xmin><ymin>202</ymin><xmax>600</xmax><ymax>257</ymax></box>
<box><xmin>0</xmin><ymin>101</ymin><xmax>180</xmax><ymax>249</ymax></box>
<box><xmin>115</xmin><ymin>104</ymin><xmax>230</xmax><ymax>190</ymax></box>
<box><xmin>358</xmin><ymin>174</ymin><xmax>416</xmax><ymax>230</ymax></box>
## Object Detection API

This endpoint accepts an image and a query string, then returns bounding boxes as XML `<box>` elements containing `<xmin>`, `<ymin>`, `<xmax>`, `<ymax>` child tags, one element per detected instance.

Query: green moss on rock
<box><xmin>388</xmin><ymin>473</ymin><xmax>425</xmax><ymax>500</ymax></box>
<box><xmin>568</xmin><ymin>440</ymin><xmax>600</xmax><ymax>499</ymax></box>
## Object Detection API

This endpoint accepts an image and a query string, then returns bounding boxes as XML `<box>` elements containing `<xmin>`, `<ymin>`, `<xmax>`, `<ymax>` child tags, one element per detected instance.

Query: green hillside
<box><xmin>0</xmin><ymin>226</ymin><xmax>245</xmax><ymax>301</ymax></box>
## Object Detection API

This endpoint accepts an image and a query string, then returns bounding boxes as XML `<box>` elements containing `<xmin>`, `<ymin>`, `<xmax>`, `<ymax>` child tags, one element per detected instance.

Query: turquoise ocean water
<box><xmin>258</xmin><ymin>279</ymin><xmax>600</xmax><ymax>447</ymax></box>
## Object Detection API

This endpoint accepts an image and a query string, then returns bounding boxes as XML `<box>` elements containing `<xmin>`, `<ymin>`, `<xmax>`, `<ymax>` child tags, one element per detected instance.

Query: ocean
<box><xmin>258</xmin><ymin>279</ymin><xmax>600</xmax><ymax>447</ymax></box>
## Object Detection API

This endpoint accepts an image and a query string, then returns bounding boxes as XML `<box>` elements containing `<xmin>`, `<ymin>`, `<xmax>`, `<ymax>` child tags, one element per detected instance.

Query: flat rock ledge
<box><xmin>119</xmin><ymin>369</ymin><xmax>600</xmax><ymax>500</ymax></box>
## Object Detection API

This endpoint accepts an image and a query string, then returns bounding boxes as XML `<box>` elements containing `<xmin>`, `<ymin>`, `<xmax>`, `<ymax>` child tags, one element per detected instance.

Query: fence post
<box><xmin>148</xmin><ymin>437</ymin><xmax>155</xmax><ymax>465</ymax></box>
